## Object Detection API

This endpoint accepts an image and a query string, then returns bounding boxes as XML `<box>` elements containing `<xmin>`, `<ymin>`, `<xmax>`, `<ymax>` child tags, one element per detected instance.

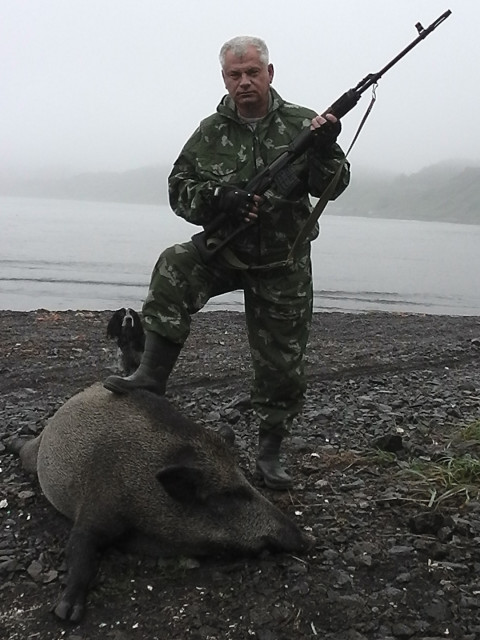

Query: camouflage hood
<box><xmin>169</xmin><ymin>88</ymin><xmax>350</xmax><ymax>266</ymax></box>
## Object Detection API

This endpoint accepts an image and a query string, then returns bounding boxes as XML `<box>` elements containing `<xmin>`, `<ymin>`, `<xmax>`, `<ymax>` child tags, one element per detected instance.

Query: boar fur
<box><xmin>16</xmin><ymin>383</ymin><xmax>311</xmax><ymax>622</ymax></box>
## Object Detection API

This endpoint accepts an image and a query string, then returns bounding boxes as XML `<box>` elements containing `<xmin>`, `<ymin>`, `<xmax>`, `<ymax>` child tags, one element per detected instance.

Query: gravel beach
<box><xmin>1</xmin><ymin>309</ymin><xmax>480</xmax><ymax>640</ymax></box>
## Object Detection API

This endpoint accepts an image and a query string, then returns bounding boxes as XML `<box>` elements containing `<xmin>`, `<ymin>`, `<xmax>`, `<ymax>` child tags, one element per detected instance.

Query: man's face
<box><xmin>222</xmin><ymin>45</ymin><xmax>274</xmax><ymax>118</ymax></box>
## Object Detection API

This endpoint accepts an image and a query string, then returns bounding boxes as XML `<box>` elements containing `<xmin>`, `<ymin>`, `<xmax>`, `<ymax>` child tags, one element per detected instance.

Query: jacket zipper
<box><xmin>250</xmin><ymin>126</ymin><xmax>263</xmax><ymax>264</ymax></box>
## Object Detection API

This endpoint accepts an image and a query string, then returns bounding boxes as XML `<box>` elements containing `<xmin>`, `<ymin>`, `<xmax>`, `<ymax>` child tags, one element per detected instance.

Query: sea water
<box><xmin>1</xmin><ymin>196</ymin><xmax>479</xmax><ymax>315</ymax></box>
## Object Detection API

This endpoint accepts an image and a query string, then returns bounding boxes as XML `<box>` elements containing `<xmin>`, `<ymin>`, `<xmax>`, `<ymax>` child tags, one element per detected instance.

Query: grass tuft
<box><xmin>401</xmin><ymin>453</ymin><xmax>480</xmax><ymax>506</ymax></box>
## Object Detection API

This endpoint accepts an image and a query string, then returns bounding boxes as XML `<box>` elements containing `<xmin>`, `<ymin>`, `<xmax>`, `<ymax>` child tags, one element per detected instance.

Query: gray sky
<box><xmin>1</xmin><ymin>0</ymin><xmax>476</xmax><ymax>177</ymax></box>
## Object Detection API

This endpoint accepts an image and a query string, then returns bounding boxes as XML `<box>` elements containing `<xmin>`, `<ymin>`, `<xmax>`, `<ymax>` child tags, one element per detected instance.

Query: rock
<box><xmin>391</xmin><ymin>622</ymin><xmax>416</xmax><ymax>637</ymax></box>
<box><xmin>372</xmin><ymin>434</ymin><xmax>404</xmax><ymax>452</ymax></box>
<box><xmin>0</xmin><ymin>559</ymin><xmax>18</xmax><ymax>574</ymax></box>
<box><xmin>26</xmin><ymin>560</ymin><xmax>43</xmax><ymax>581</ymax></box>
<box><xmin>18</xmin><ymin>490</ymin><xmax>35</xmax><ymax>501</ymax></box>
<box><xmin>408</xmin><ymin>512</ymin><xmax>453</xmax><ymax>535</ymax></box>
<box><xmin>2</xmin><ymin>310</ymin><xmax>480</xmax><ymax>639</ymax></box>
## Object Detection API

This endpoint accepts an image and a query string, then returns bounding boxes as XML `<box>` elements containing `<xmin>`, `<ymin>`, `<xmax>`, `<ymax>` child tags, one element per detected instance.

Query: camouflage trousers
<box><xmin>142</xmin><ymin>241</ymin><xmax>313</xmax><ymax>436</ymax></box>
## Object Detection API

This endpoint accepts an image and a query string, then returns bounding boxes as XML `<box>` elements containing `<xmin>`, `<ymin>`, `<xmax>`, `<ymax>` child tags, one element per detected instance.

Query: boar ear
<box><xmin>156</xmin><ymin>465</ymin><xmax>205</xmax><ymax>504</ymax></box>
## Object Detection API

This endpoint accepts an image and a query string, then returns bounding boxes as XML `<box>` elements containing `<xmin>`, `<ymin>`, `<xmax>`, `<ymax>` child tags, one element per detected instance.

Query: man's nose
<box><xmin>239</xmin><ymin>73</ymin><xmax>251</xmax><ymax>86</ymax></box>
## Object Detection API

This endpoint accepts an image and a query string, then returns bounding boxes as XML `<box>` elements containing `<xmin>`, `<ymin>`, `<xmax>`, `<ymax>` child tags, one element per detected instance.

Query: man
<box><xmin>104</xmin><ymin>36</ymin><xmax>350</xmax><ymax>490</ymax></box>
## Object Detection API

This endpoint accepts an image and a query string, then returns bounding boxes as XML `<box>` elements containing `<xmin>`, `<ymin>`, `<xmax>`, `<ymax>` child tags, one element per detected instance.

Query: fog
<box><xmin>1</xmin><ymin>0</ymin><xmax>477</xmax><ymax>179</ymax></box>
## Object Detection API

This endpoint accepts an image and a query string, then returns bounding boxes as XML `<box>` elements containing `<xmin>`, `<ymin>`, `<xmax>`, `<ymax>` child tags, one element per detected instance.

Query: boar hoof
<box><xmin>53</xmin><ymin>594</ymin><xmax>86</xmax><ymax>623</ymax></box>
<box><xmin>4</xmin><ymin>435</ymin><xmax>29</xmax><ymax>455</ymax></box>
<box><xmin>217</xmin><ymin>425</ymin><xmax>235</xmax><ymax>446</ymax></box>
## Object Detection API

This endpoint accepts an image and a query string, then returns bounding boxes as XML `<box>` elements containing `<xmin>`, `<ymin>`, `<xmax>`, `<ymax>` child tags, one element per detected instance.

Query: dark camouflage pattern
<box><xmin>142</xmin><ymin>87</ymin><xmax>350</xmax><ymax>433</ymax></box>
<box><xmin>168</xmin><ymin>88</ymin><xmax>350</xmax><ymax>265</ymax></box>
<box><xmin>142</xmin><ymin>241</ymin><xmax>312</xmax><ymax>435</ymax></box>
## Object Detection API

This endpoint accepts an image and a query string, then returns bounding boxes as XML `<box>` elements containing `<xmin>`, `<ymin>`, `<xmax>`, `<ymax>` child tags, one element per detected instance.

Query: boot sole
<box><xmin>104</xmin><ymin>377</ymin><xmax>166</xmax><ymax>396</ymax></box>
<box><xmin>103</xmin><ymin>379</ymin><xmax>129</xmax><ymax>395</ymax></box>
<box><xmin>256</xmin><ymin>463</ymin><xmax>293</xmax><ymax>491</ymax></box>
<box><xmin>262</xmin><ymin>476</ymin><xmax>293</xmax><ymax>491</ymax></box>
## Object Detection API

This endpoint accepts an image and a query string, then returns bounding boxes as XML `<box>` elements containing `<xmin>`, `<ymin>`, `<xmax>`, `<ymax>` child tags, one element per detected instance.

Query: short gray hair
<box><xmin>219</xmin><ymin>36</ymin><xmax>269</xmax><ymax>68</ymax></box>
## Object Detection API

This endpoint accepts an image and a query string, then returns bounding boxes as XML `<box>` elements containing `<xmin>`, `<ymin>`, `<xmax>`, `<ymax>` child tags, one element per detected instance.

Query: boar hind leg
<box><xmin>19</xmin><ymin>436</ymin><xmax>41</xmax><ymax>475</ymax></box>
<box><xmin>54</xmin><ymin>525</ymin><xmax>116</xmax><ymax>623</ymax></box>
<box><xmin>5</xmin><ymin>434</ymin><xmax>41</xmax><ymax>475</ymax></box>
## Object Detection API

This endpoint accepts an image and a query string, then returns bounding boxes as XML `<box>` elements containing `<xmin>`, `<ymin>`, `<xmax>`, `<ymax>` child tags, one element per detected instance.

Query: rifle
<box><xmin>192</xmin><ymin>9</ymin><xmax>452</xmax><ymax>262</ymax></box>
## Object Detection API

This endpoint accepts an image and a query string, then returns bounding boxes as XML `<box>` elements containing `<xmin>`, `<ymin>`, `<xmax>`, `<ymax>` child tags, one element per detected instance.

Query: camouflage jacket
<box><xmin>168</xmin><ymin>88</ymin><xmax>350</xmax><ymax>265</ymax></box>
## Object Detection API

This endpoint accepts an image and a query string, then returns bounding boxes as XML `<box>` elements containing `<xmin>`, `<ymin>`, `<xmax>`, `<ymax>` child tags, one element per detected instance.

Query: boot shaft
<box><xmin>104</xmin><ymin>331</ymin><xmax>181</xmax><ymax>396</ymax></box>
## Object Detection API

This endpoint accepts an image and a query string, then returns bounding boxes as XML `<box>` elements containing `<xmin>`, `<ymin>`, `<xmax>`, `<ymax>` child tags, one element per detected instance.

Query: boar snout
<box><xmin>263</xmin><ymin>524</ymin><xmax>315</xmax><ymax>554</ymax></box>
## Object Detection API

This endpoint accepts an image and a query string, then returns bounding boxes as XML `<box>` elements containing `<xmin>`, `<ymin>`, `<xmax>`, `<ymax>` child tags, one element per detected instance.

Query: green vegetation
<box><xmin>366</xmin><ymin>419</ymin><xmax>480</xmax><ymax>507</ymax></box>
<box><xmin>404</xmin><ymin>454</ymin><xmax>480</xmax><ymax>507</ymax></box>
<box><xmin>459</xmin><ymin>420</ymin><xmax>480</xmax><ymax>442</ymax></box>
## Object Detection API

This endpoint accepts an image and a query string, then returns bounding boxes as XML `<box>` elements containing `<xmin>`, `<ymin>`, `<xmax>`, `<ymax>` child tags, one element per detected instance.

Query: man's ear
<box><xmin>268</xmin><ymin>63</ymin><xmax>274</xmax><ymax>84</ymax></box>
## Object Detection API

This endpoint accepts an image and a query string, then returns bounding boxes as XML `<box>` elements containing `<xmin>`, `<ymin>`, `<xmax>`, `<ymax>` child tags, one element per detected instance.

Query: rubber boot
<box><xmin>103</xmin><ymin>331</ymin><xmax>181</xmax><ymax>396</ymax></box>
<box><xmin>256</xmin><ymin>431</ymin><xmax>293</xmax><ymax>490</ymax></box>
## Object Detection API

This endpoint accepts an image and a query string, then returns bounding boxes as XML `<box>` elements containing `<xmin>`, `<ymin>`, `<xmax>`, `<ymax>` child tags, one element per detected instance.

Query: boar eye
<box><xmin>209</xmin><ymin>487</ymin><xmax>253</xmax><ymax>507</ymax></box>
<box><xmin>224</xmin><ymin>487</ymin><xmax>253</xmax><ymax>501</ymax></box>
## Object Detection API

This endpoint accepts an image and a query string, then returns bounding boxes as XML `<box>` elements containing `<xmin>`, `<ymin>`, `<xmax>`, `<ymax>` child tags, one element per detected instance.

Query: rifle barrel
<box><xmin>193</xmin><ymin>9</ymin><xmax>453</xmax><ymax>262</ymax></box>
<box><xmin>354</xmin><ymin>9</ymin><xmax>452</xmax><ymax>95</ymax></box>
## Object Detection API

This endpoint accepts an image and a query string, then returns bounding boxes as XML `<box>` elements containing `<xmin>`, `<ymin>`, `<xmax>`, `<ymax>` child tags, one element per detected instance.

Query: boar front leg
<box><xmin>53</xmin><ymin>525</ymin><xmax>111</xmax><ymax>622</ymax></box>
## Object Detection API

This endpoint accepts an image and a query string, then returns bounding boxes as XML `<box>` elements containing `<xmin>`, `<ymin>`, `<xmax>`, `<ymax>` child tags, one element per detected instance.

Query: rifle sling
<box><xmin>219</xmin><ymin>89</ymin><xmax>377</xmax><ymax>271</ymax></box>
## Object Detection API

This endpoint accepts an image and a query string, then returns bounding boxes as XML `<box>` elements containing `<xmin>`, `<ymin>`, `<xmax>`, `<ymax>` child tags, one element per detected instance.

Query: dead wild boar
<box><xmin>16</xmin><ymin>383</ymin><xmax>311</xmax><ymax>622</ymax></box>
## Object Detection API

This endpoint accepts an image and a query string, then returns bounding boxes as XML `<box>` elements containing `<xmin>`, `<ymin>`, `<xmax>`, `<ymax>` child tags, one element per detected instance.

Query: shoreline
<box><xmin>1</xmin><ymin>308</ymin><xmax>479</xmax><ymax>402</ymax></box>
<box><xmin>1</xmin><ymin>307</ymin><xmax>480</xmax><ymax>315</ymax></box>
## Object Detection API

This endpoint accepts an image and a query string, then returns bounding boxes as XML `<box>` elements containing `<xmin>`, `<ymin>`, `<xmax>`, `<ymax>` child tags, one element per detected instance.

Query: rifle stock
<box><xmin>192</xmin><ymin>9</ymin><xmax>452</xmax><ymax>263</ymax></box>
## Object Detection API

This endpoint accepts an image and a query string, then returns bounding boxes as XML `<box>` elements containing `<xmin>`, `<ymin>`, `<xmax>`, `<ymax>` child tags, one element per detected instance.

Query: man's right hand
<box><xmin>214</xmin><ymin>185</ymin><xmax>261</xmax><ymax>223</ymax></box>
<box><xmin>310</xmin><ymin>113</ymin><xmax>342</xmax><ymax>152</ymax></box>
